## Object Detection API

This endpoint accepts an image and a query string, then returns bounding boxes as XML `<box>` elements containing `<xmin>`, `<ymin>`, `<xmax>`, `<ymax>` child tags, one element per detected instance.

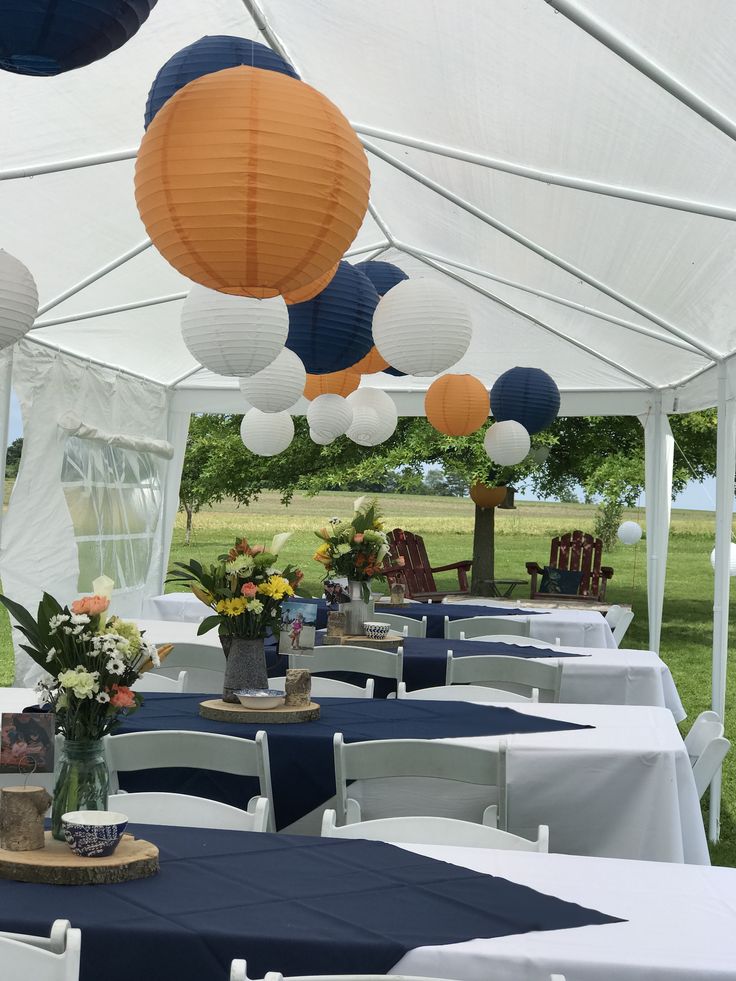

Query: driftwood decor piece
<box><xmin>0</xmin><ymin>833</ymin><xmax>159</xmax><ymax>885</ymax></box>
<box><xmin>199</xmin><ymin>699</ymin><xmax>320</xmax><ymax>724</ymax></box>
<box><xmin>284</xmin><ymin>668</ymin><xmax>311</xmax><ymax>707</ymax></box>
<box><xmin>0</xmin><ymin>786</ymin><xmax>52</xmax><ymax>851</ymax></box>
<box><xmin>325</xmin><ymin>611</ymin><xmax>347</xmax><ymax>640</ymax></box>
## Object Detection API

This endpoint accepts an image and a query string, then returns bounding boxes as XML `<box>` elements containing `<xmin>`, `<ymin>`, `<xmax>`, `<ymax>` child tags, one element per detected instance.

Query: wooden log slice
<box><xmin>339</xmin><ymin>632</ymin><xmax>403</xmax><ymax>650</ymax></box>
<box><xmin>200</xmin><ymin>699</ymin><xmax>321</xmax><ymax>724</ymax></box>
<box><xmin>0</xmin><ymin>832</ymin><xmax>159</xmax><ymax>885</ymax></box>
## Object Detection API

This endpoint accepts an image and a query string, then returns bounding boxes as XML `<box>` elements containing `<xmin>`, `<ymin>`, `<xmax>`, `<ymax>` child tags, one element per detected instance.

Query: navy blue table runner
<box><xmin>0</xmin><ymin>825</ymin><xmax>622</xmax><ymax>981</ymax></box>
<box><xmin>118</xmin><ymin>695</ymin><xmax>591</xmax><ymax>829</ymax></box>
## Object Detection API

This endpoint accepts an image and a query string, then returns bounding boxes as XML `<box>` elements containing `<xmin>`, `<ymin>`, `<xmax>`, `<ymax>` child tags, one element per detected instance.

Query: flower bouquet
<box><xmin>0</xmin><ymin>585</ymin><xmax>161</xmax><ymax>838</ymax></box>
<box><xmin>167</xmin><ymin>533</ymin><xmax>306</xmax><ymax>701</ymax></box>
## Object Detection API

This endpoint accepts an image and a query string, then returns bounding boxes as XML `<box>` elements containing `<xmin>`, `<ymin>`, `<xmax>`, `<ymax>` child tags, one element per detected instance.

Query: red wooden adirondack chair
<box><xmin>383</xmin><ymin>528</ymin><xmax>472</xmax><ymax>602</ymax></box>
<box><xmin>526</xmin><ymin>530</ymin><xmax>614</xmax><ymax>601</ymax></box>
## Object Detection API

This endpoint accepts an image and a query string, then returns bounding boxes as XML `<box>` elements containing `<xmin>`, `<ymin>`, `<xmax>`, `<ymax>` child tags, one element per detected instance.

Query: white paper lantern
<box><xmin>181</xmin><ymin>286</ymin><xmax>287</xmax><ymax>376</ymax></box>
<box><xmin>310</xmin><ymin>428</ymin><xmax>335</xmax><ymax>446</ymax></box>
<box><xmin>372</xmin><ymin>279</ymin><xmax>473</xmax><ymax>376</ymax></box>
<box><xmin>0</xmin><ymin>250</ymin><xmax>38</xmax><ymax>350</ymax></box>
<box><xmin>239</xmin><ymin>348</ymin><xmax>305</xmax><ymax>412</ymax></box>
<box><xmin>528</xmin><ymin>446</ymin><xmax>550</xmax><ymax>465</ymax></box>
<box><xmin>483</xmin><ymin>420</ymin><xmax>530</xmax><ymax>466</ymax></box>
<box><xmin>709</xmin><ymin>543</ymin><xmax>736</xmax><ymax>576</ymax></box>
<box><xmin>307</xmin><ymin>394</ymin><xmax>353</xmax><ymax>441</ymax></box>
<box><xmin>617</xmin><ymin>521</ymin><xmax>643</xmax><ymax>545</ymax></box>
<box><xmin>346</xmin><ymin>405</ymin><xmax>382</xmax><ymax>446</ymax></box>
<box><xmin>346</xmin><ymin>388</ymin><xmax>398</xmax><ymax>443</ymax></box>
<box><xmin>240</xmin><ymin>408</ymin><xmax>294</xmax><ymax>456</ymax></box>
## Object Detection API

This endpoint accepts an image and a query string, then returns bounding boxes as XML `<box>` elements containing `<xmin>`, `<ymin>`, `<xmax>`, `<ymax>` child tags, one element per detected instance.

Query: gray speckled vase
<box><xmin>220</xmin><ymin>636</ymin><xmax>268</xmax><ymax>702</ymax></box>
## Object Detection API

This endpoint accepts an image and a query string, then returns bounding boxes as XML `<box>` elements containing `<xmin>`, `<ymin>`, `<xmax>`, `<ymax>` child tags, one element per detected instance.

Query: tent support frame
<box><xmin>37</xmin><ymin>239</ymin><xmax>152</xmax><ymax>316</ymax></box>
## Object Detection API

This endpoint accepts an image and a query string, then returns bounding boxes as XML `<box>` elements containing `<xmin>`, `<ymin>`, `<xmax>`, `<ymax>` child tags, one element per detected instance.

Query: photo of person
<box><xmin>0</xmin><ymin>712</ymin><xmax>55</xmax><ymax>773</ymax></box>
<box><xmin>278</xmin><ymin>601</ymin><xmax>317</xmax><ymax>654</ymax></box>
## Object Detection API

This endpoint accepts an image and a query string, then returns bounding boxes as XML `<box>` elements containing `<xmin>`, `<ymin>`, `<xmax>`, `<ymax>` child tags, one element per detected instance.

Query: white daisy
<box><xmin>106</xmin><ymin>657</ymin><xmax>125</xmax><ymax>676</ymax></box>
<box><xmin>96</xmin><ymin>691</ymin><xmax>110</xmax><ymax>704</ymax></box>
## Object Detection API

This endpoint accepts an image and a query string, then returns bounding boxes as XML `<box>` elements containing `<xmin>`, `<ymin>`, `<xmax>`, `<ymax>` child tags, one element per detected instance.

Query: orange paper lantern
<box><xmin>283</xmin><ymin>263</ymin><xmax>338</xmax><ymax>305</ymax></box>
<box><xmin>135</xmin><ymin>66</ymin><xmax>370</xmax><ymax>299</ymax></box>
<box><xmin>425</xmin><ymin>374</ymin><xmax>490</xmax><ymax>436</ymax></box>
<box><xmin>470</xmin><ymin>484</ymin><xmax>508</xmax><ymax>509</ymax></box>
<box><xmin>304</xmin><ymin>370</ymin><xmax>360</xmax><ymax>400</ymax></box>
<box><xmin>349</xmin><ymin>345</ymin><xmax>389</xmax><ymax>375</ymax></box>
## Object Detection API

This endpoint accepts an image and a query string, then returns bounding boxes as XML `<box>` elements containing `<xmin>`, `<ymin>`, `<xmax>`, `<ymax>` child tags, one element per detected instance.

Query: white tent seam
<box><xmin>23</xmin><ymin>334</ymin><xmax>164</xmax><ymax>387</ymax></box>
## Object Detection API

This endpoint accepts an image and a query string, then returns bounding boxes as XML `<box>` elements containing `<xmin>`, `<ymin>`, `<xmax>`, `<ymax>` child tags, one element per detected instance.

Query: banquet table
<box><xmin>0</xmin><ymin>825</ymin><xmax>729</xmax><ymax>981</ymax></box>
<box><xmin>111</xmin><ymin>693</ymin><xmax>707</xmax><ymax>864</ymax></box>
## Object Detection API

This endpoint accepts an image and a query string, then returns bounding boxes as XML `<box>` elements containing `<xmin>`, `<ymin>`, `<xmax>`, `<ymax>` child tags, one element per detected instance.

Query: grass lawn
<box><xmin>2</xmin><ymin>488</ymin><xmax>735</xmax><ymax>865</ymax></box>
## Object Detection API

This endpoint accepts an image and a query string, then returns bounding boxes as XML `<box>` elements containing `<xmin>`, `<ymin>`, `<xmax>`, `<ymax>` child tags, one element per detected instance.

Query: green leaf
<box><xmin>197</xmin><ymin>615</ymin><xmax>221</xmax><ymax>636</ymax></box>
<box><xmin>0</xmin><ymin>593</ymin><xmax>40</xmax><ymax>644</ymax></box>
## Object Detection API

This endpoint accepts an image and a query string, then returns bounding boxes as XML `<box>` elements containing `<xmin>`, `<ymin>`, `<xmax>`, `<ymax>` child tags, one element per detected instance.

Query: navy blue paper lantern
<box><xmin>286</xmin><ymin>261</ymin><xmax>378</xmax><ymax>374</ymax></box>
<box><xmin>354</xmin><ymin>259</ymin><xmax>409</xmax><ymax>296</ymax></box>
<box><xmin>0</xmin><ymin>0</ymin><xmax>157</xmax><ymax>76</ymax></box>
<box><xmin>145</xmin><ymin>35</ymin><xmax>299</xmax><ymax>127</ymax></box>
<box><xmin>491</xmin><ymin>366</ymin><xmax>561</xmax><ymax>435</ymax></box>
<box><xmin>384</xmin><ymin>366</ymin><xmax>407</xmax><ymax>377</ymax></box>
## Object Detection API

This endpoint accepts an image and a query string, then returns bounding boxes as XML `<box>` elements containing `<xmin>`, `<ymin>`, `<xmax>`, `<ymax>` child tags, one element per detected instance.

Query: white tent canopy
<box><xmin>0</xmin><ymin>0</ymin><xmax>734</xmax><ymax>836</ymax></box>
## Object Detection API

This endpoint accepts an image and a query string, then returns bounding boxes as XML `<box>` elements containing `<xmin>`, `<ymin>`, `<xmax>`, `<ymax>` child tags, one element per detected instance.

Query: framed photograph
<box><xmin>279</xmin><ymin>600</ymin><xmax>318</xmax><ymax>654</ymax></box>
<box><xmin>0</xmin><ymin>712</ymin><xmax>55</xmax><ymax>774</ymax></box>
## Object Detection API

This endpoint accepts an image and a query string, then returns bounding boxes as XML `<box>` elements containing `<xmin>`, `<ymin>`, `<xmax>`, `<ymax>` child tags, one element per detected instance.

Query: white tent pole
<box><xmin>710</xmin><ymin>360</ymin><xmax>736</xmax><ymax>842</ymax></box>
<box><xmin>0</xmin><ymin>351</ymin><xmax>13</xmax><ymax>547</ymax></box>
<box><xmin>642</xmin><ymin>397</ymin><xmax>674</xmax><ymax>653</ymax></box>
<box><xmin>367</xmin><ymin>203</ymin><xmax>395</xmax><ymax>246</ymax></box>
<box><xmin>545</xmin><ymin>0</ymin><xmax>736</xmax><ymax>146</ymax></box>
<box><xmin>0</xmin><ymin>148</ymin><xmax>137</xmax><ymax>181</ymax></box>
<box><xmin>400</xmin><ymin>243</ymin><xmax>708</xmax><ymax>358</ymax></box>
<box><xmin>360</xmin><ymin>246</ymin><xmax>389</xmax><ymax>262</ymax></box>
<box><xmin>354</xmin><ymin>124</ymin><xmax>736</xmax><ymax>222</ymax></box>
<box><xmin>37</xmin><ymin>239</ymin><xmax>153</xmax><ymax>316</ymax></box>
<box><xmin>33</xmin><ymin>293</ymin><xmax>187</xmax><ymax>329</ymax></box>
<box><xmin>364</xmin><ymin>139</ymin><xmax>720</xmax><ymax>361</ymax></box>
<box><xmin>170</xmin><ymin>364</ymin><xmax>206</xmax><ymax>388</ymax></box>
<box><xmin>345</xmin><ymin>241</ymin><xmax>389</xmax><ymax>257</ymax></box>
<box><xmin>409</xmin><ymin>248</ymin><xmax>655</xmax><ymax>388</ymax></box>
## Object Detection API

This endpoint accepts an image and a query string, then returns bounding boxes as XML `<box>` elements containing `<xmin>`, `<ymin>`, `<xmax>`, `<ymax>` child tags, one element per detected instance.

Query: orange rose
<box><xmin>241</xmin><ymin>582</ymin><xmax>257</xmax><ymax>599</ymax></box>
<box><xmin>71</xmin><ymin>595</ymin><xmax>110</xmax><ymax>616</ymax></box>
<box><xmin>110</xmin><ymin>685</ymin><xmax>136</xmax><ymax>709</ymax></box>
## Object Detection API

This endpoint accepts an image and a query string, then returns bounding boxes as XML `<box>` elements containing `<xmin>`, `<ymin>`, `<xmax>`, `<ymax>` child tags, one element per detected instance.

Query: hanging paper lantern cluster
<box><xmin>484</xmin><ymin>420</ymin><xmax>530</xmax><ymax>466</ymax></box>
<box><xmin>307</xmin><ymin>394</ymin><xmax>353</xmax><ymax>445</ymax></box>
<box><xmin>0</xmin><ymin>0</ymin><xmax>157</xmax><ymax>76</ymax></box>
<box><xmin>0</xmin><ymin>251</ymin><xmax>39</xmax><ymax>350</ymax></box>
<box><xmin>491</xmin><ymin>366</ymin><xmax>560</xmax><ymax>435</ymax></box>
<box><xmin>135</xmin><ymin>66</ymin><xmax>370</xmax><ymax>299</ymax></box>
<box><xmin>304</xmin><ymin>369</ymin><xmax>360</xmax><ymax>400</ymax></box>
<box><xmin>286</xmin><ymin>262</ymin><xmax>378</xmax><ymax>374</ymax></box>
<box><xmin>425</xmin><ymin>374</ymin><xmax>489</xmax><ymax>436</ymax></box>
<box><xmin>283</xmin><ymin>263</ymin><xmax>338</xmax><ymax>306</ymax></box>
<box><xmin>240</xmin><ymin>409</ymin><xmax>294</xmax><ymax>457</ymax></box>
<box><xmin>239</xmin><ymin>348</ymin><xmax>305</xmax><ymax>413</ymax></box>
<box><xmin>349</xmin><ymin>345</ymin><xmax>389</xmax><ymax>375</ymax></box>
<box><xmin>353</xmin><ymin>260</ymin><xmax>409</xmax><ymax>296</ymax></box>
<box><xmin>617</xmin><ymin>521</ymin><xmax>643</xmax><ymax>545</ymax></box>
<box><xmin>346</xmin><ymin>388</ymin><xmax>397</xmax><ymax>446</ymax></box>
<box><xmin>373</xmin><ymin>279</ymin><xmax>473</xmax><ymax>376</ymax></box>
<box><xmin>145</xmin><ymin>35</ymin><xmax>298</xmax><ymax>127</ymax></box>
<box><xmin>710</xmin><ymin>544</ymin><xmax>736</xmax><ymax>576</ymax></box>
<box><xmin>181</xmin><ymin>287</ymin><xmax>287</xmax><ymax>377</ymax></box>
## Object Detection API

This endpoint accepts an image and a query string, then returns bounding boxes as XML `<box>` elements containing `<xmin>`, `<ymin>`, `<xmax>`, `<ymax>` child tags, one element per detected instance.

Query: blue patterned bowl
<box><xmin>234</xmin><ymin>688</ymin><xmax>286</xmax><ymax>710</ymax></box>
<box><xmin>62</xmin><ymin>810</ymin><xmax>128</xmax><ymax>858</ymax></box>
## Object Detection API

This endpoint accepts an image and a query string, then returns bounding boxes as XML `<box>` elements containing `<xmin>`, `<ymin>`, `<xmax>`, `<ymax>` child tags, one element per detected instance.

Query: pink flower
<box><xmin>250</xmin><ymin>545</ymin><xmax>265</xmax><ymax>555</ymax></box>
<box><xmin>110</xmin><ymin>685</ymin><xmax>136</xmax><ymax>710</ymax></box>
<box><xmin>241</xmin><ymin>582</ymin><xmax>257</xmax><ymax>599</ymax></box>
<box><xmin>71</xmin><ymin>595</ymin><xmax>110</xmax><ymax>616</ymax></box>
<box><xmin>353</xmin><ymin>533</ymin><xmax>365</xmax><ymax>543</ymax></box>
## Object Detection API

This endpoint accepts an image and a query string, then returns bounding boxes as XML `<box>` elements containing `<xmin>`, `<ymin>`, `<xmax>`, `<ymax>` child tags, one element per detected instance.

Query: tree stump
<box><xmin>325</xmin><ymin>611</ymin><xmax>347</xmax><ymax>640</ymax></box>
<box><xmin>0</xmin><ymin>786</ymin><xmax>52</xmax><ymax>851</ymax></box>
<box><xmin>285</xmin><ymin>668</ymin><xmax>311</xmax><ymax>707</ymax></box>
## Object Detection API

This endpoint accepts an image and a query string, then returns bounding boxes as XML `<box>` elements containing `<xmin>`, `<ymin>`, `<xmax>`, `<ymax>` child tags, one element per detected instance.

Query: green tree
<box><xmin>4</xmin><ymin>437</ymin><xmax>22</xmax><ymax>478</ymax></box>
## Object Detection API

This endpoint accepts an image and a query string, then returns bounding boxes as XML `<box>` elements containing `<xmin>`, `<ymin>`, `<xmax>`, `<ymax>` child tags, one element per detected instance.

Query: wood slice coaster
<box><xmin>339</xmin><ymin>632</ymin><xmax>403</xmax><ymax>650</ymax></box>
<box><xmin>200</xmin><ymin>699</ymin><xmax>321</xmax><ymax>724</ymax></box>
<box><xmin>0</xmin><ymin>832</ymin><xmax>159</xmax><ymax>885</ymax></box>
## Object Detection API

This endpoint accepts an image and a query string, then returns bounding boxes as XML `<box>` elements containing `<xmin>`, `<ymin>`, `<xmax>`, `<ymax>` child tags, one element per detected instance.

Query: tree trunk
<box><xmin>184</xmin><ymin>503</ymin><xmax>193</xmax><ymax>545</ymax></box>
<box><xmin>471</xmin><ymin>504</ymin><xmax>495</xmax><ymax>596</ymax></box>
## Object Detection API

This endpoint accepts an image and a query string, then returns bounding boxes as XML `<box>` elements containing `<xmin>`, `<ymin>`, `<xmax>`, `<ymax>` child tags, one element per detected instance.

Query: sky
<box><xmin>5</xmin><ymin>392</ymin><xmax>719</xmax><ymax>511</ymax></box>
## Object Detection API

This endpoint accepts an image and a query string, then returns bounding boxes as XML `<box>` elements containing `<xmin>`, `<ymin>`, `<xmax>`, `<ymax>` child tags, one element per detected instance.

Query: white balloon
<box><xmin>617</xmin><ymin>520</ymin><xmax>643</xmax><ymax>545</ymax></box>
<box><xmin>0</xmin><ymin>250</ymin><xmax>38</xmax><ymax>351</ymax></box>
<box><xmin>239</xmin><ymin>348</ymin><xmax>306</xmax><ymax>412</ymax></box>
<box><xmin>484</xmin><ymin>420</ymin><xmax>530</xmax><ymax>466</ymax></box>
<box><xmin>709</xmin><ymin>543</ymin><xmax>736</xmax><ymax>576</ymax></box>
<box><xmin>346</xmin><ymin>388</ymin><xmax>397</xmax><ymax>443</ymax></box>
<box><xmin>181</xmin><ymin>286</ymin><xmax>287</xmax><ymax>377</ymax></box>
<box><xmin>373</xmin><ymin>279</ymin><xmax>473</xmax><ymax>376</ymax></box>
<box><xmin>307</xmin><ymin>394</ymin><xmax>353</xmax><ymax>441</ymax></box>
<box><xmin>310</xmin><ymin>428</ymin><xmax>335</xmax><ymax>446</ymax></box>
<box><xmin>346</xmin><ymin>405</ymin><xmax>382</xmax><ymax>446</ymax></box>
<box><xmin>240</xmin><ymin>408</ymin><xmax>294</xmax><ymax>456</ymax></box>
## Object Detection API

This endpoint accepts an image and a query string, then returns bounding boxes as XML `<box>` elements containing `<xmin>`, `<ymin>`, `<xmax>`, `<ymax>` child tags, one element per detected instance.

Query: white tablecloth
<box><xmin>446</xmin><ymin>596</ymin><xmax>617</xmax><ymax>648</ymax></box>
<box><xmin>141</xmin><ymin>593</ymin><xmax>207</xmax><ymax>623</ymax></box>
<box><xmin>394</xmin><ymin>845</ymin><xmax>734</xmax><ymax>981</ymax></box>
<box><xmin>338</xmin><ymin>703</ymin><xmax>708</xmax><ymax>865</ymax></box>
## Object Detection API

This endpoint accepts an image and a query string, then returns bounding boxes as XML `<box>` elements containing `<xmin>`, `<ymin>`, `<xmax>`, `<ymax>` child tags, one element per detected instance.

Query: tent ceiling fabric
<box><xmin>7</xmin><ymin>0</ymin><xmax>736</xmax><ymax>411</ymax></box>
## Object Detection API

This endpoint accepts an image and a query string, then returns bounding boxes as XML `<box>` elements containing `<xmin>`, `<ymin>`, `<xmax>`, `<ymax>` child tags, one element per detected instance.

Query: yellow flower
<box><xmin>257</xmin><ymin>575</ymin><xmax>294</xmax><ymax>601</ymax></box>
<box><xmin>215</xmin><ymin>597</ymin><xmax>248</xmax><ymax>617</ymax></box>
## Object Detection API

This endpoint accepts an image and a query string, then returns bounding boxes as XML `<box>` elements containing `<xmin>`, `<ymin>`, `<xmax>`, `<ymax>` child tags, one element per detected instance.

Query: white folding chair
<box><xmin>321</xmin><ymin>808</ymin><xmax>548</xmax><ymax>852</ymax></box>
<box><xmin>445</xmin><ymin>616</ymin><xmax>528</xmax><ymax>640</ymax></box>
<box><xmin>133</xmin><ymin>670</ymin><xmax>188</xmax><ymax>693</ymax></box>
<box><xmin>151</xmin><ymin>642</ymin><xmax>225</xmax><ymax>692</ymax></box>
<box><xmin>333</xmin><ymin>732</ymin><xmax>507</xmax><ymax>828</ymax></box>
<box><xmin>270</xmin><ymin>675</ymin><xmax>374</xmax><ymax>698</ymax></box>
<box><xmin>371</xmin><ymin>612</ymin><xmax>427</xmax><ymax>638</ymax></box>
<box><xmin>290</xmin><ymin>645</ymin><xmax>403</xmax><ymax>686</ymax></box>
<box><xmin>396</xmin><ymin>681</ymin><xmax>538</xmax><ymax>703</ymax></box>
<box><xmin>0</xmin><ymin>922</ymin><xmax>80</xmax><ymax>981</ymax></box>
<box><xmin>108</xmin><ymin>791</ymin><xmax>269</xmax><ymax>832</ymax></box>
<box><xmin>232</xmin><ymin>963</ymin><xmax>468</xmax><ymax>981</ymax></box>
<box><xmin>447</xmin><ymin>653</ymin><xmax>563</xmax><ymax>702</ymax></box>
<box><xmin>104</xmin><ymin>729</ymin><xmax>276</xmax><ymax>830</ymax></box>
<box><xmin>605</xmin><ymin>605</ymin><xmax>634</xmax><ymax>645</ymax></box>
<box><xmin>684</xmin><ymin>711</ymin><xmax>732</xmax><ymax>799</ymax></box>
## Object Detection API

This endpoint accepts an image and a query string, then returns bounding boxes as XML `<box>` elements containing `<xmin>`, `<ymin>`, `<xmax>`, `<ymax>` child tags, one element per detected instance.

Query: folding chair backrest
<box><xmin>684</xmin><ymin>712</ymin><xmax>724</xmax><ymax>757</ymax></box>
<box><xmin>233</xmin><ymin>966</ymin><xmax>468</xmax><ymax>981</ymax></box>
<box><xmin>270</xmin><ymin>675</ymin><xmax>375</xmax><ymax>699</ymax></box>
<box><xmin>371</xmin><ymin>612</ymin><xmax>427</xmax><ymax>638</ymax></box>
<box><xmin>447</xmin><ymin>653</ymin><xmax>563</xmax><ymax>702</ymax></box>
<box><xmin>333</xmin><ymin>733</ymin><xmax>506</xmax><ymax>827</ymax></box>
<box><xmin>107</xmin><ymin>791</ymin><xmax>269</xmax><ymax>832</ymax></box>
<box><xmin>445</xmin><ymin>616</ymin><xmax>528</xmax><ymax>640</ymax></box>
<box><xmin>151</xmin><ymin>642</ymin><xmax>224</xmax><ymax>692</ymax></box>
<box><xmin>692</xmin><ymin>737</ymin><xmax>731</xmax><ymax>799</ymax></box>
<box><xmin>611</xmin><ymin>609</ymin><xmax>634</xmax><ymax>645</ymax></box>
<box><xmin>133</xmin><ymin>670</ymin><xmax>188</xmax><ymax>693</ymax></box>
<box><xmin>397</xmin><ymin>682</ymin><xmax>537</xmax><ymax>703</ymax></box>
<box><xmin>0</xmin><ymin>928</ymin><xmax>81</xmax><ymax>981</ymax></box>
<box><xmin>290</xmin><ymin>645</ymin><xmax>403</xmax><ymax>682</ymax></box>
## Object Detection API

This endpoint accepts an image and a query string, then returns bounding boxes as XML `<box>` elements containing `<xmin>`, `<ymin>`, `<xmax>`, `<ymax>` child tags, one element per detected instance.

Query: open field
<box><xmin>1</xmin><ymin>488</ymin><xmax>735</xmax><ymax>864</ymax></box>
